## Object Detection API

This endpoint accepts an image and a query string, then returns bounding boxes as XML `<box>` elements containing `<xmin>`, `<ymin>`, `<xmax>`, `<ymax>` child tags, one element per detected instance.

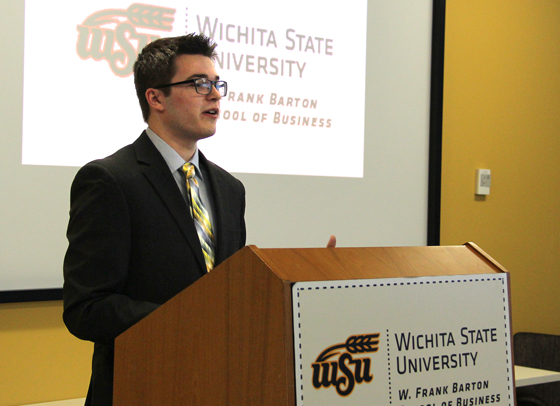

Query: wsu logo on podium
<box><xmin>311</xmin><ymin>333</ymin><xmax>380</xmax><ymax>397</ymax></box>
<box><xmin>76</xmin><ymin>3</ymin><xmax>176</xmax><ymax>77</ymax></box>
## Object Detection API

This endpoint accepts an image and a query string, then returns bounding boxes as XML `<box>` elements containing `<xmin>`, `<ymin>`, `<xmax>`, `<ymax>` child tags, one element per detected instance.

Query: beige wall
<box><xmin>0</xmin><ymin>302</ymin><xmax>92</xmax><ymax>405</ymax></box>
<box><xmin>1</xmin><ymin>1</ymin><xmax>560</xmax><ymax>405</ymax></box>
<box><xmin>441</xmin><ymin>0</ymin><xmax>560</xmax><ymax>335</ymax></box>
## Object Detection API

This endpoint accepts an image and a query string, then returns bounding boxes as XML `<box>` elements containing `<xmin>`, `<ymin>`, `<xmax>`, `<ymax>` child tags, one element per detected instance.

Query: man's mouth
<box><xmin>204</xmin><ymin>108</ymin><xmax>219</xmax><ymax>117</ymax></box>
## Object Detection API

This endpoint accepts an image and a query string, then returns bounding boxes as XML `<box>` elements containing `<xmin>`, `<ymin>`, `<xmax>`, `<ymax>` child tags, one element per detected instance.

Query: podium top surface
<box><xmin>247</xmin><ymin>242</ymin><xmax>507</xmax><ymax>283</ymax></box>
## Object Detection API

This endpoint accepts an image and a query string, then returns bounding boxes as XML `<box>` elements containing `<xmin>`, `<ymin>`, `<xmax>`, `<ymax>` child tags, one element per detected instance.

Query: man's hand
<box><xmin>326</xmin><ymin>235</ymin><xmax>337</xmax><ymax>248</ymax></box>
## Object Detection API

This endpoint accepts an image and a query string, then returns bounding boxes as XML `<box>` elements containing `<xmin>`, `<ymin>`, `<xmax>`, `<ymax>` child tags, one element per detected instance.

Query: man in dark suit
<box><xmin>63</xmin><ymin>34</ymin><xmax>246</xmax><ymax>406</ymax></box>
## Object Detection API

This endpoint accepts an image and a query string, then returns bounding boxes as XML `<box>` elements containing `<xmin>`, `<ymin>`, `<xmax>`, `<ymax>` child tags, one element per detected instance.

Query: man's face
<box><xmin>160</xmin><ymin>54</ymin><xmax>222</xmax><ymax>143</ymax></box>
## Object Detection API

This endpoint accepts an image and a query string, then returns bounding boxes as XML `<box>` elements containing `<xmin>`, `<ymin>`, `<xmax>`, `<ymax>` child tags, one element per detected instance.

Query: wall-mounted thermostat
<box><xmin>476</xmin><ymin>169</ymin><xmax>491</xmax><ymax>195</ymax></box>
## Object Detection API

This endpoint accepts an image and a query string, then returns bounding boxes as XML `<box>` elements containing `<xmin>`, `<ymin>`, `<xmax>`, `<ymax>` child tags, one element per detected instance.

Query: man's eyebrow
<box><xmin>186</xmin><ymin>73</ymin><xmax>220</xmax><ymax>80</ymax></box>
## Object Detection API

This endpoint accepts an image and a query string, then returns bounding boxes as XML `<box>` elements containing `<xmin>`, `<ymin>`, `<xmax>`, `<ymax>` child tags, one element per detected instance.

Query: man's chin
<box><xmin>195</xmin><ymin>130</ymin><xmax>216</xmax><ymax>142</ymax></box>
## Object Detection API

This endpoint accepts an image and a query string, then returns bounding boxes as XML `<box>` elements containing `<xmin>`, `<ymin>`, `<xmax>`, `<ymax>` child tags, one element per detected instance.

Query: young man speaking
<box><xmin>63</xmin><ymin>34</ymin><xmax>246</xmax><ymax>406</ymax></box>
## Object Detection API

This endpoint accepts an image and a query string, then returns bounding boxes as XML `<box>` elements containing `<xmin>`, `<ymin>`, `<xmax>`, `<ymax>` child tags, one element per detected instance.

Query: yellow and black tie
<box><xmin>182</xmin><ymin>163</ymin><xmax>215</xmax><ymax>272</ymax></box>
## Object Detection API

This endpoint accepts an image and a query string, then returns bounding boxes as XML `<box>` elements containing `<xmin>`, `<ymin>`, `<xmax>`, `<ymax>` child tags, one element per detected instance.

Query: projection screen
<box><xmin>0</xmin><ymin>0</ymin><xmax>444</xmax><ymax>302</ymax></box>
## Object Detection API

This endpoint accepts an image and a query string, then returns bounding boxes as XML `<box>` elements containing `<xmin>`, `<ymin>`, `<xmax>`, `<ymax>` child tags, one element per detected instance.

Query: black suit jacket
<box><xmin>63</xmin><ymin>132</ymin><xmax>246</xmax><ymax>406</ymax></box>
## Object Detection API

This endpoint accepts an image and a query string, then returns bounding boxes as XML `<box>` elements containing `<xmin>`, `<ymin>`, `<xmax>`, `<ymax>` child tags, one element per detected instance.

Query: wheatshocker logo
<box><xmin>76</xmin><ymin>4</ymin><xmax>176</xmax><ymax>77</ymax></box>
<box><xmin>311</xmin><ymin>333</ymin><xmax>380</xmax><ymax>397</ymax></box>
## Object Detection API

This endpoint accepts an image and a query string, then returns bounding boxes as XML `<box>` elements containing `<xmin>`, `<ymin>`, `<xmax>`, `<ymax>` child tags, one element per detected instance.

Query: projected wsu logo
<box><xmin>312</xmin><ymin>333</ymin><xmax>380</xmax><ymax>397</ymax></box>
<box><xmin>76</xmin><ymin>3</ymin><xmax>176</xmax><ymax>77</ymax></box>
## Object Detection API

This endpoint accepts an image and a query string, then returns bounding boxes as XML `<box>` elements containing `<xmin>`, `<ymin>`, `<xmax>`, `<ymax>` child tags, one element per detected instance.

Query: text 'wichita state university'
<box><xmin>394</xmin><ymin>327</ymin><xmax>498</xmax><ymax>375</ymax></box>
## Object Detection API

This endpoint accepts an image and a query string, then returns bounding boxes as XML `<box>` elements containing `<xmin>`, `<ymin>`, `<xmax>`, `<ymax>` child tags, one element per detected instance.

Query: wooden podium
<box><xmin>113</xmin><ymin>243</ymin><xmax>510</xmax><ymax>406</ymax></box>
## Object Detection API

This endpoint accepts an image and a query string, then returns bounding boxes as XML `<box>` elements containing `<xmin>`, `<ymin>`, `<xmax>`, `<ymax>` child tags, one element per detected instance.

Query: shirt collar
<box><xmin>145</xmin><ymin>128</ymin><xmax>202</xmax><ymax>178</ymax></box>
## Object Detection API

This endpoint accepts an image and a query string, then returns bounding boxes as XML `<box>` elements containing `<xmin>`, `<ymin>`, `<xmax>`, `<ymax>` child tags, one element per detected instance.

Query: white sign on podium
<box><xmin>292</xmin><ymin>274</ymin><xmax>514</xmax><ymax>406</ymax></box>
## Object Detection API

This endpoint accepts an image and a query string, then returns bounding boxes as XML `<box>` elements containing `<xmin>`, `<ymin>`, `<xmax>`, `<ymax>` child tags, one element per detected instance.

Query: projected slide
<box><xmin>22</xmin><ymin>0</ymin><xmax>367</xmax><ymax>177</ymax></box>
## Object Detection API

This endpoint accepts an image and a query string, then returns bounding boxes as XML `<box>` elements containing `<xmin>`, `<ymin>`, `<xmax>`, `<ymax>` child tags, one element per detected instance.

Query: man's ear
<box><xmin>145</xmin><ymin>88</ymin><xmax>165</xmax><ymax>113</ymax></box>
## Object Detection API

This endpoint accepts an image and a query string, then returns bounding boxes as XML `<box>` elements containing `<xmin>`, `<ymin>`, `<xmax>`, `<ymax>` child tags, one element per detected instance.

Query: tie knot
<box><xmin>183</xmin><ymin>162</ymin><xmax>196</xmax><ymax>179</ymax></box>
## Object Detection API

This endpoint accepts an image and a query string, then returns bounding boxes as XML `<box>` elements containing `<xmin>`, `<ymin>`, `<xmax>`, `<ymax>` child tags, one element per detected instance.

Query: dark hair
<box><xmin>133</xmin><ymin>33</ymin><xmax>218</xmax><ymax>122</ymax></box>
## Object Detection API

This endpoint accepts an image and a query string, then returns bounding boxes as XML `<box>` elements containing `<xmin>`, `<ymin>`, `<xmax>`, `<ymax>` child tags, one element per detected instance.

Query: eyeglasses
<box><xmin>154</xmin><ymin>77</ymin><xmax>227</xmax><ymax>97</ymax></box>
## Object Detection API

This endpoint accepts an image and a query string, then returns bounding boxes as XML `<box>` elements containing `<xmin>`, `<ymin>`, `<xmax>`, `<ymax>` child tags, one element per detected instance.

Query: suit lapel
<box><xmin>133</xmin><ymin>132</ymin><xmax>207</xmax><ymax>273</ymax></box>
<box><xmin>199</xmin><ymin>152</ymin><xmax>228</xmax><ymax>265</ymax></box>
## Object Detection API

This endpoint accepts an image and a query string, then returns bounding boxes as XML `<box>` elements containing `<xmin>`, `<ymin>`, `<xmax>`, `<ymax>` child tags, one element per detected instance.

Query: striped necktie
<box><xmin>182</xmin><ymin>163</ymin><xmax>215</xmax><ymax>272</ymax></box>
